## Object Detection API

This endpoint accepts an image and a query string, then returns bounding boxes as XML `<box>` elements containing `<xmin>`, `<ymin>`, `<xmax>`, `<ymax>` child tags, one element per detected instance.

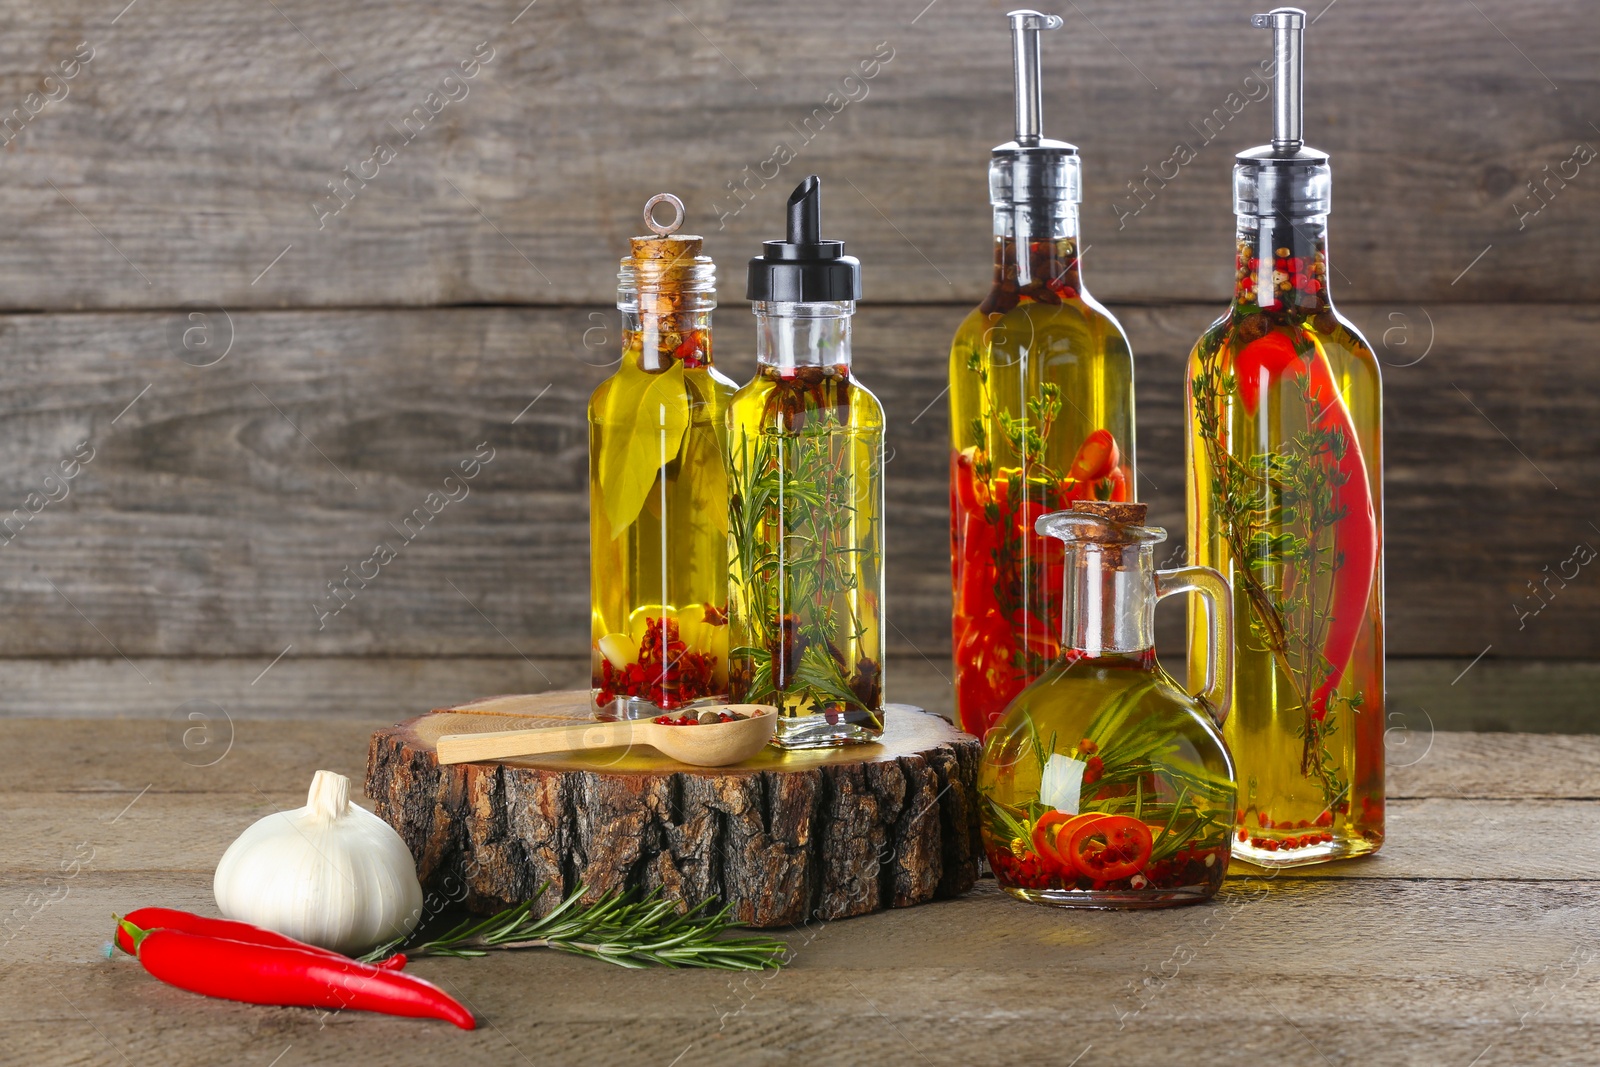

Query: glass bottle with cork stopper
<box><xmin>978</xmin><ymin>500</ymin><xmax>1236</xmax><ymax>908</ymax></box>
<box><xmin>727</xmin><ymin>176</ymin><xmax>887</xmax><ymax>749</ymax></box>
<box><xmin>589</xmin><ymin>194</ymin><xmax>737</xmax><ymax>717</ymax></box>
<box><xmin>949</xmin><ymin>9</ymin><xmax>1138</xmax><ymax>742</ymax></box>
<box><xmin>1185</xmin><ymin>8</ymin><xmax>1385</xmax><ymax>866</ymax></box>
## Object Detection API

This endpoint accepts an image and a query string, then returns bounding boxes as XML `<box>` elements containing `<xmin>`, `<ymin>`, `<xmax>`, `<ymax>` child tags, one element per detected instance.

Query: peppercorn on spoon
<box><xmin>435</xmin><ymin>705</ymin><xmax>778</xmax><ymax>768</ymax></box>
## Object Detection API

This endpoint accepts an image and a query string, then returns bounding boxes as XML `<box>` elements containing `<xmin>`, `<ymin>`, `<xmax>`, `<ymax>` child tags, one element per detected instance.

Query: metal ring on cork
<box><xmin>643</xmin><ymin>193</ymin><xmax>685</xmax><ymax>236</ymax></box>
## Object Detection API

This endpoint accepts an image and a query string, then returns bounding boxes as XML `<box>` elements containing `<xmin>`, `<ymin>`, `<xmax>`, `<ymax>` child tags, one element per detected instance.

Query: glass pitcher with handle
<box><xmin>977</xmin><ymin>500</ymin><xmax>1237</xmax><ymax>907</ymax></box>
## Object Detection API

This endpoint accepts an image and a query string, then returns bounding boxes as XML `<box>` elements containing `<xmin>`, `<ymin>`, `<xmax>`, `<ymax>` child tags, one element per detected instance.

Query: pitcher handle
<box><xmin>1154</xmin><ymin>565</ymin><xmax>1233</xmax><ymax>728</ymax></box>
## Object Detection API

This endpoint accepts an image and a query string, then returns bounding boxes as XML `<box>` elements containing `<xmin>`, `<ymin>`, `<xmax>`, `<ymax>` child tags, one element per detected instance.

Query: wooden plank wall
<box><xmin>0</xmin><ymin>0</ymin><xmax>1592</xmax><ymax>721</ymax></box>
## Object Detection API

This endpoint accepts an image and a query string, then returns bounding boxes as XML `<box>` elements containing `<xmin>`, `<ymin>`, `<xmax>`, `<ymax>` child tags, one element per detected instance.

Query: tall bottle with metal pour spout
<box><xmin>949</xmin><ymin>10</ymin><xmax>1137</xmax><ymax>740</ymax></box>
<box><xmin>1185</xmin><ymin>9</ymin><xmax>1385</xmax><ymax>866</ymax></box>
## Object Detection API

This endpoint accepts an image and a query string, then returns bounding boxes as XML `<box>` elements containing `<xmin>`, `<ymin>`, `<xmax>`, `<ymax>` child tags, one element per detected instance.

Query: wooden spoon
<box><xmin>435</xmin><ymin>704</ymin><xmax>779</xmax><ymax>768</ymax></box>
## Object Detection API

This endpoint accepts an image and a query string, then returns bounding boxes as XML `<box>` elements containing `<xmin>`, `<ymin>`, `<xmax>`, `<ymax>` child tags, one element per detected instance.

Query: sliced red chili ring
<box><xmin>1065</xmin><ymin>813</ymin><xmax>1153</xmax><ymax>882</ymax></box>
<box><xmin>1030</xmin><ymin>811</ymin><xmax>1075</xmax><ymax>870</ymax></box>
<box><xmin>1053</xmin><ymin>813</ymin><xmax>1105</xmax><ymax>868</ymax></box>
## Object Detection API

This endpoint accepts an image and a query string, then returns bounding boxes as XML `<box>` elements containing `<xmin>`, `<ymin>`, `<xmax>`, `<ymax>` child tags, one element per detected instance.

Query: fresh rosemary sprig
<box><xmin>360</xmin><ymin>883</ymin><xmax>789</xmax><ymax>972</ymax></box>
<box><xmin>727</xmin><ymin>371</ymin><xmax>878</xmax><ymax>716</ymax></box>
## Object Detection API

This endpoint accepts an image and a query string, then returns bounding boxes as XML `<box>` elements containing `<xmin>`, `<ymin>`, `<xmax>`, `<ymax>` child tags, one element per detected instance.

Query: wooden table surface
<box><xmin>4</xmin><ymin>716</ymin><xmax>1598</xmax><ymax>1066</ymax></box>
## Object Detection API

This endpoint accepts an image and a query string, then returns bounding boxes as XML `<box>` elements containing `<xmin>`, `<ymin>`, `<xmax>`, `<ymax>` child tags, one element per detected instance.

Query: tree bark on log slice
<box><xmin>366</xmin><ymin>691</ymin><xmax>983</xmax><ymax>928</ymax></box>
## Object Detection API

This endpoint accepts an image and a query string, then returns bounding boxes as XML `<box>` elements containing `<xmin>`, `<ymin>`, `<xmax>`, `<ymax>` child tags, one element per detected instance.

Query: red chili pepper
<box><xmin>1101</xmin><ymin>465</ymin><xmax>1130</xmax><ymax>502</ymax></box>
<box><xmin>952</xmin><ymin>460</ymin><xmax>1020</xmax><ymax>737</ymax></box>
<box><xmin>672</xmin><ymin>330</ymin><xmax>705</xmax><ymax>365</ymax></box>
<box><xmin>954</xmin><ymin>619</ymin><xmax>1014</xmax><ymax>737</ymax></box>
<box><xmin>113</xmin><ymin>908</ymin><xmax>406</xmax><ymax>971</ymax></box>
<box><xmin>1065</xmin><ymin>428</ymin><xmax>1119</xmax><ymax>485</ymax></box>
<box><xmin>952</xmin><ymin>448</ymin><xmax>986</xmax><ymax>510</ymax></box>
<box><xmin>955</xmin><ymin>512</ymin><xmax>999</xmax><ymax>618</ymax></box>
<box><xmin>954</xmin><ymin>605</ymin><xmax>1065</xmax><ymax>738</ymax></box>
<box><xmin>1050</xmin><ymin>812</ymin><xmax>1105</xmax><ymax>869</ymax></box>
<box><xmin>1064</xmin><ymin>814</ymin><xmax>1152</xmax><ymax>881</ymax></box>
<box><xmin>951</xmin><ymin>439</ymin><xmax>1094</xmax><ymax>736</ymax></box>
<box><xmin>118</xmin><ymin>920</ymin><xmax>474</xmax><ymax>1029</ymax></box>
<box><xmin>1232</xmin><ymin>331</ymin><xmax>1377</xmax><ymax>720</ymax></box>
<box><xmin>1030</xmin><ymin>811</ymin><xmax>1075</xmax><ymax>872</ymax></box>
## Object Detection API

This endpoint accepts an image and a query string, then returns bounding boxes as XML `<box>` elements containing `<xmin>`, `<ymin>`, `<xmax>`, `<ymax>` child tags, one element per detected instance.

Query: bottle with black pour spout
<box><xmin>949</xmin><ymin>10</ymin><xmax>1137</xmax><ymax>742</ymax></box>
<box><xmin>727</xmin><ymin>176</ymin><xmax>887</xmax><ymax>749</ymax></box>
<box><xmin>1185</xmin><ymin>8</ymin><xmax>1385</xmax><ymax>866</ymax></box>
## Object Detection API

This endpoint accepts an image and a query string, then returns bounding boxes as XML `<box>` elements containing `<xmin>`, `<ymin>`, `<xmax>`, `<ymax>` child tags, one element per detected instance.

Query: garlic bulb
<box><xmin>214</xmin><ymin>770</ymin><xmax>423</xmax><ymax>955</ymax></box>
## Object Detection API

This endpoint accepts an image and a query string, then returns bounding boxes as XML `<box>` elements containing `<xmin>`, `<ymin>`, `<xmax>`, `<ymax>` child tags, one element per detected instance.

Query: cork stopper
<box><xmin>629</xmin><ymin>195</ymin><xmax>703</xmax><ymax>265</ymax></box>
<box><xmin>618</xmin><ymin>193</ymin><xmax>715</xmax><ymax>315</ymax></box>
<box><xmin>1071</xmin><ymin>500</ymin><xmax>1147</xmax><ymax>526</ymax></box>
<box><xmin>628</xmin><ymin>233</ymin><xmax>704</xmax><ymax>260</ymax></box>
<box><xmin>625</xmin><ymin>235</ymin><xmax>709</xmax><ymax>305</ymax></box>
<box><xmin>1066</xmin><ymin>501</ymin><xmax>1146</xmax><ymax>546</ymax></box>
<box><xmin>624</xmin><ymin>235</ymin><xmax>700</xmax><ymax>281</ymax></box>
<box><xmin>1036</xmin><ymin>499</ymin><xmax>1162</xmax><ymax>550</ymax></box>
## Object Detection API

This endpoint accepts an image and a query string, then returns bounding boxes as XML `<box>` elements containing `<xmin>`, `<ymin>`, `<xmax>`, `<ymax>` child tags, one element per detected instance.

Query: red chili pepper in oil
<box><xmin>1231</xmin><ymin>329</ymin><xmax>1376</xmax><ymax>721</ymax></box>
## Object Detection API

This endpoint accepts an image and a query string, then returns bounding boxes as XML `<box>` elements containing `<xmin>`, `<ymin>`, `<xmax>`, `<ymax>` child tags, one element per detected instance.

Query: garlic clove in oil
<box><xmin>213</xmin><ymin>770</ymin><xmax>424</xmax><ymax>955</ymax></box>
<box><xmin>597</xmin><ymin>632</ymin><xmax>637</xmax><ymax>670</ymax></box>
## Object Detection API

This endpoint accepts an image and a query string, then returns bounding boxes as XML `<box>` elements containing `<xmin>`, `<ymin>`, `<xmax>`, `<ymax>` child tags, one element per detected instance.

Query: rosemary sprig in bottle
<box><xmin>727</xmin><ymin>370</ymin><xmax>878</xmax><ymax>716</ymax></box>
<box><xmin>359</xmin><ymin>883</ymin><xmax>788</xmax><ymax>972</ymax></box>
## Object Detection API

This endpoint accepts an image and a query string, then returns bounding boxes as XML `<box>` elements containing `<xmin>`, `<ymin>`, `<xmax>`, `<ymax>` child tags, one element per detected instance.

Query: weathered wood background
<box><xmin>0</xmin><ymin>0</ymin><xmax>1592</xmax><ymax>726</ymax></box>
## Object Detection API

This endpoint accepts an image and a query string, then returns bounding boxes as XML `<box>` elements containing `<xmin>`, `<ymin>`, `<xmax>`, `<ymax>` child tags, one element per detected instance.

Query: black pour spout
<box><xmin>746</xmin><ymin>176</ymin><xmax>861</xmax><ymax>303</ymax></box>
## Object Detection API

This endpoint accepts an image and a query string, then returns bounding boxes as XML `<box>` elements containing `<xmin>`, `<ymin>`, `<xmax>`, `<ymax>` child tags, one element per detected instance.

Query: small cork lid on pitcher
<box><xmin>1071</xmin><ymin>500</ymin><xmax>1145</xmax><ymax>542</ymax></box>
<box><xmin>1071</xmin><ymin>500</ymin><xmax>1146</xmax><ymax>526</ymax></box>
<box><xmin>1045</xmin><ymin>500</ymin><xmax>1160</xmax><ymax>548</ymax></box>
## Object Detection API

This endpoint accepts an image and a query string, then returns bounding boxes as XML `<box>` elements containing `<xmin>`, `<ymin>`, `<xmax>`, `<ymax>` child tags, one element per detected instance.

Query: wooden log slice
<box><xmin>366</xmin><ymin>691</ymin><xmax>983</xmax><ymax>928</ymax></box>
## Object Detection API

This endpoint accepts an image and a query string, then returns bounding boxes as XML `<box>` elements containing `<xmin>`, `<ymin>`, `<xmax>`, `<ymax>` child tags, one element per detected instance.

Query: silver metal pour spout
<box><xmin>1008</xmin><ymin>9</ymin><xmax>1063</xmax><ymax>146</ymax></box>
<box><xmin>1251</xmin><ymin>7</ymin><xmax>1305</xmax><ymax>151</ymax></box>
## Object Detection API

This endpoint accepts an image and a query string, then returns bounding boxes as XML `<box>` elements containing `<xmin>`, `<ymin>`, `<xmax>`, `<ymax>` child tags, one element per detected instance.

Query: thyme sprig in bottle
<box><xmin>589</xmin><ymin>195</ymin><xmax>737</xmax><ymax>717</ymax></box>
<box><xmin>728</xmin><ymin>176</ymin><xmax>886</xmax><ymax>749</ymax></box>
<box><xmin>1185</xmin><ymin>9</ymin><xmax>1385</xmax><ymax>866</ymax></box>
